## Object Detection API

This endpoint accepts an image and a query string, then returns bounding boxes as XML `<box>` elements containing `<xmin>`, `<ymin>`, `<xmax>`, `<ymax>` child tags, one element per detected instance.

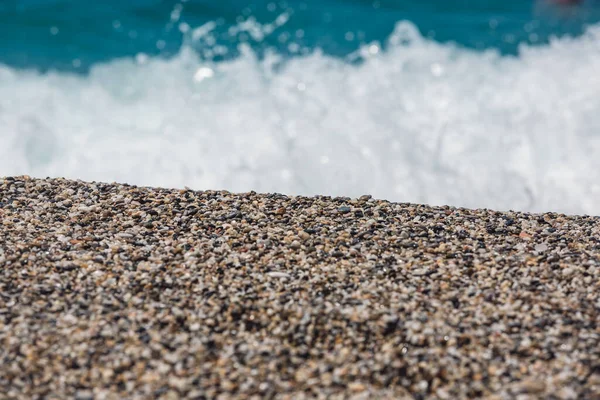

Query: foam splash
<box><xmin>2</xmin><ymin>21</ymin><xmax>600</xmax><ymax>214</ymax></box>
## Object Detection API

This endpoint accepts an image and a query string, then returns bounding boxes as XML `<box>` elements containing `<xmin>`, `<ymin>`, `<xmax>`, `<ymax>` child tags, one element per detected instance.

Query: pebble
<box><xmin>515</xmin><ymin>379</ymin><xmax>546</xmax><ymax>394</ymax></box>
<box><xmin>298</xmin><ymin>230</ymin><xmax>310</xmax><ymax>241</ymax></box>
<box><xmin>74</xmin><ymin>390</ymin><xmax>94</xmax><ymax>400</ymax></box>
<box><xmin>266</xmin><ymin>271</ymin><xmax>291</xmax><ymax>279</ymax></box>
<box><xmin>534</xmin><ymin>243</ymin><xmax>548</xmax><ymax>252</ymax></box>
<box><xmin>1</xmin><ymin>176</ymin><xmax>599</xmax><ymax>399</ymax></box>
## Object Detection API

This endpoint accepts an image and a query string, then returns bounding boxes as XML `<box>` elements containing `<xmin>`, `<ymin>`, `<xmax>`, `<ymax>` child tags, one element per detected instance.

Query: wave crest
<box><xmin>2</xmin><ymin>21</ymin><xmax>600</xmax><ymax>214</ymax></box>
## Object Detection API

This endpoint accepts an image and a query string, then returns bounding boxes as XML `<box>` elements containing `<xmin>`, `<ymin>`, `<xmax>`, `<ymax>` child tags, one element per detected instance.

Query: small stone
<box><xmin>162</xmin><ymin>390</ymin><xmax>179</xmax><ymax>400</ymax></box>
<box><xmin>267</xmin><ymin>271</ymin><xmax>291</xmax><ymax>279</ymax></box>
<box><xmin>588</xmin><ymin>374</ymin><xmax>600</xmax><ymax>386</ymax></box>
<box><xmin>557</xmin><ymin>387</ymin><xmax>578</xmax><ymax>400</ymax></box>
<box><xmin>515</xmin><ymin>379</ymin><xmax>546</xmax><ymax>394</ymax></box>
<box><xmin>226</xmin><ymin>210</ymin><xmax>241</xmax><ymax>219</ymax></box>
<box><xmin>411</xmin><ymin>268</ymin><xmax>428</xmax><ymax>276</ymax></box>
<box><xmin>348</xmin><ymin>382</ymin><xmax>366</xmax><ymax>392</ymax></box>
<box><xmin>535</xmin><ymin>243</ymin><xmax>548</xmax><ymax>252</ymax></box>
<box><xmin>170</xmin><ymin>377</ymin><xmax>188</xmax><ymax>391</ymax></box>
<box><xmin>275</xmin><ymin>207</ymin><xmax>286</xmax><ymax>215</ymax></box>
<box><xmin>298</xmin><ymin>231</ymin><xmax>310</xmax><ymax>241</ymax></box>
<box><xmin>519</xmin><ymin>232</ymin><xmax>532</xmax><ymax>240</ymax></box>
<box><xmin>190</xmin><ymin>323</ymin><xmax>201</xmax><ymax>331</ymax></box>
<box><xmin>75</xmin><ymin>390</ymin><xmax>94</xmax><ymax>400</ymax></box>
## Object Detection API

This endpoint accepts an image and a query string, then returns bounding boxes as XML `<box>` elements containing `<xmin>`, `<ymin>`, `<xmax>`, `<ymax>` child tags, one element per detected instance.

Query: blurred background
<box><xmin>1</xmin><ymin>0</ymin><xmax>600</xmax><ymax>214</ymax></box>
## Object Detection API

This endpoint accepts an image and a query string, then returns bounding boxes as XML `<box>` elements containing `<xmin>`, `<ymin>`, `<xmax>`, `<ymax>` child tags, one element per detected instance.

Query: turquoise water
<box><xmin>2</xmin><ymin>0</ymin><xmax>599</xmax><ymax>71</ymax></box>
<box><xmin>2</xmin><ymin>1</ymin><xmax>600</xmax><ymax>214</ymax></box>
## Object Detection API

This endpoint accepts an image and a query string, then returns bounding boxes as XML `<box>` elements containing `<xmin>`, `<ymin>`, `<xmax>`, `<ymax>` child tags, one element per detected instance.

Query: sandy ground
<box><xmin>1</xmin><ymin>176</ymin><xmax>599</xmax><ymax>399</ymax></box>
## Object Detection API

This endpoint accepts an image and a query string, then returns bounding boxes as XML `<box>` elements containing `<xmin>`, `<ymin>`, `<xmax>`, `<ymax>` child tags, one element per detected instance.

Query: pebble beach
<box><xmin>1</xmin><ymin>175</ymin><xmax>599</xmax><ymax>399</ymax></box>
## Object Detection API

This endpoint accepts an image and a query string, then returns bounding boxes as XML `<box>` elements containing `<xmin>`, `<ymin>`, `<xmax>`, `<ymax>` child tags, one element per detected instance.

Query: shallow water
<box><xmin>2</xmin><ymin>0</ymin><xmax>600</xmax><ymax>214</ymax></box>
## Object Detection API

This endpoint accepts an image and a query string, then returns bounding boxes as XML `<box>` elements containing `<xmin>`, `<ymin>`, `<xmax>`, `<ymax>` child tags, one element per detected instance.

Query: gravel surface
<box><xmin>1</xmin><ymin>176</ymin><xmax>599</xmax><ymax>399</ymax></box>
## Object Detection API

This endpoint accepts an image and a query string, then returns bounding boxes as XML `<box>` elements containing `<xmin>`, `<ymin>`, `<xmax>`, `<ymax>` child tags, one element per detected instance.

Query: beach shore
<box><xmin>1</xmin><ymin>176</ymin><xmax>599</xmax><ymax>399</ymax></box>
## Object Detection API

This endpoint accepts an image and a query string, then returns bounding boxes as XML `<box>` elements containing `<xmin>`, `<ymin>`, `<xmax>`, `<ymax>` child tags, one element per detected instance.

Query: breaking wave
<box><xmin>2</xmin><ymin>21</ymin><xmax>600</xmax><ymax>214</ymax></box>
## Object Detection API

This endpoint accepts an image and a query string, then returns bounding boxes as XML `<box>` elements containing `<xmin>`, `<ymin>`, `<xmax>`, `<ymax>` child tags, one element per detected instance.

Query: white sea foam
<box><xmin>2</xmin><ymin>21</ymin><xmax>600</xmax><ymax>214</ymax></box>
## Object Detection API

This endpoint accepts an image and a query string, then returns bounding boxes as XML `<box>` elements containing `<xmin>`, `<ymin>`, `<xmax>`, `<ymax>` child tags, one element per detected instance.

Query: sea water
<box><xmin>2</xmin><ymin>0</ymin><xmax>600</xmax><ymax>214</ymax></box>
